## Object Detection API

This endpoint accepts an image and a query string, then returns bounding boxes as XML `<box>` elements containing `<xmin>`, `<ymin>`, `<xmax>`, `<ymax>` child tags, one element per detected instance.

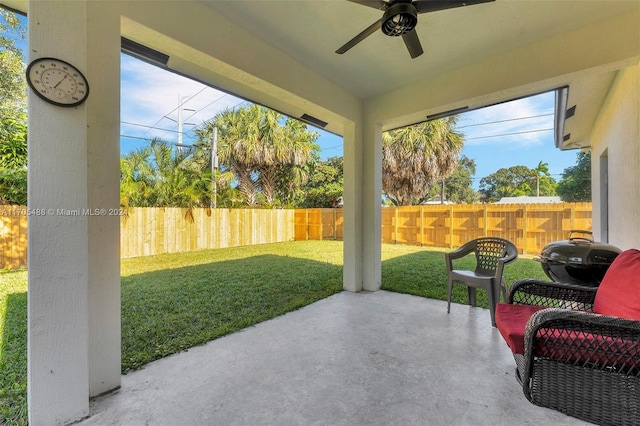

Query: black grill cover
<box><xmin>536</xmin><ymin>230</ymin><xmax>621</xmax><ymax>286</ymax></box>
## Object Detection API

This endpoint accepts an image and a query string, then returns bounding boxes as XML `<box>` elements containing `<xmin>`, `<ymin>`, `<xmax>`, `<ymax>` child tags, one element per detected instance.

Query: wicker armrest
<box><xmin>517</xmin><ymin>308</ymin><xmax>640</xmax><ymax>425</ymax></box>
<box><xmin>507</xmin><ymin>278</ymin><xmax>597</xmax><ymax>310</ymax></box>
<box><xmin>522</xmin><ymin>308</ymin><xmax>640</xmax><ymax>381</ymax></box>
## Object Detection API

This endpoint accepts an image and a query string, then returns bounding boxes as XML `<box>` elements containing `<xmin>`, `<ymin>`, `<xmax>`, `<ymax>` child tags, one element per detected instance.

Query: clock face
<box><xmin>26</xmin><ymin>58</ymin><xmax>89</xmax><ymax>107</ymax></box>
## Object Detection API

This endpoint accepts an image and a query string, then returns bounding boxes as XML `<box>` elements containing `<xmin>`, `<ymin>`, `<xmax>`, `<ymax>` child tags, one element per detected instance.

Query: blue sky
<box><xmin>120</xmin><ymin>54</ymin><xmax>578</xmax><ymax>188</ymax></box>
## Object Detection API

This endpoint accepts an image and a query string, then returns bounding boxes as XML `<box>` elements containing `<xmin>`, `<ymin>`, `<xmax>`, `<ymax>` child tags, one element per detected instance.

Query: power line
<box><xmin>323</xmin><ymin>143</ymin><xmax>343</xmax><ymax>151</ymax></box>
<box><xmin>464</xmin><ymin>128</ymin><xmax>553</xmax><ymax>141</ymax></box>
<box><xmin>120</xmin><ymin>134</ymin><xmax>193</xmax><ymax>149</ymax></box>
<box><xmin>121</xmin><ymin>120</ymin><xmax>183</xmax><ymax>134</ymax></box>
<box><xmin>182</xmin><ymin>93</ymin><xmax>229</xmax><ymax>124</ymax></box>
<box><xmin>145</xmin><ymin>86</ymin><xmax>209</xmax><ymax>139</ymax></box>
<box><xmin>120</xmin><ymin>134</ymin><xmax>152</xmax><ymax>142</ymax></box>
<box><xmin>455</xmin><ymin>113</ymin><xmax>554</xmax><ymax>129</ymax></box>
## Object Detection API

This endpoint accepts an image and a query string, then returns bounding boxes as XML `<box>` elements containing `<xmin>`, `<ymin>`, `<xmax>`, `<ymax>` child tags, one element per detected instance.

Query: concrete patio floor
<box><xmin>78</xmin><ymin>291</ymin><xmax>587</xmax><ymax>426</ymax></box>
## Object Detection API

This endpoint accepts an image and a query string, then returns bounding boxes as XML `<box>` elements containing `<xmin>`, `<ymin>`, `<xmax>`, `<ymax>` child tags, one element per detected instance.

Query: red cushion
<box><xmin>594</xmin><ymin>249</ymin><xmax>640</xmax><ymax>320</ymax></box>
<box><xmin>495</xmin><ymin>303</ymin><xmax>547</xmax><ymax>354</ymax></box>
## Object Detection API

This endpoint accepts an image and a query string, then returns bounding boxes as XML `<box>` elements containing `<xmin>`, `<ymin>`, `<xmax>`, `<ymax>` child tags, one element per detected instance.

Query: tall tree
<box><xmin>300</xmin><ymin>156</ymin><xmax>344</xmax><ymax>208</ymax></box>
<box><xmin>0</xmin><ymin>9</ymin><xmax>26</xmax><ymax>118</ymax></box>
<box><xmin>0</xmin><ymin>114</ymin><xmax>27</xmax><ymax>168</ymax></box>
<box><xmin>479</xmin><ymin>165</ymin><xmax>557</xmax><ymax>202</ymax></box>
<box><xmin>534</xmin><ymin>161</ymin><xmax>550</xmax><ymax>197</ymax></box>
<box><xmin>120</xmin><ymin>139</ymin><xmax>217</xmax><ymax>208</ymax></box>
<box><xmin>382</xmin><ymin>117</ymin><xmax>464</xmax><ymax>206</ymax></box>
<box><xmin>0</xmin><ymin>9</ymin><xmax>27</xmax><ymax>205</ymax></box>
<box><xmin>557</xmin><ymin>151</ymin><xmax>591</xmax><ymax>202</ymax></box>
<box><xmin>427</xmin><ymin>156</ymin><xmax>478</xmax><ymax>204</ymax></box>
<box><xmin>0</xmin><ymin>168</ymin><xmax>26</xmax><ymax>205</ymax></box>
<box><xmin>197</xmin><ymin>105</ymin><xmax>319</xmax><ymax>207</ymax></box>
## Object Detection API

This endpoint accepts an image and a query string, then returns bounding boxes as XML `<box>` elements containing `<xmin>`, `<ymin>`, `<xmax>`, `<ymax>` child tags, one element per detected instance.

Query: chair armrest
<box><xmin>494</xmin><ymin>253</ymin><xmax>517</xmax><ymax>282</ymax></box>
<box><xmin>507</xmin><ymin>278</ymin><xmax>597</xmax><ymax>309</ymax></box>
<box><xmin>444</xmin><ymin>241</ymin><xmax>475</xmax><ymax>271</ymax></box>
<box><xmin>520</xmin><ymin>308</ymin><xmax>640</xmax><ymax>397</ymax></box>
<box><xmin>445</xmin><ymin>243</ymin><xmax>474</xmax><ymax>261</ymax></box>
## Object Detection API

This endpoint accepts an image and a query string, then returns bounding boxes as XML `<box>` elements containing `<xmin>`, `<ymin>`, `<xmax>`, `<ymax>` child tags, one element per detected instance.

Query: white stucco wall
<box><xmin>590</xmin><ymin>63</ymin><xmax>640</xmax><ymax>249</ymax></box>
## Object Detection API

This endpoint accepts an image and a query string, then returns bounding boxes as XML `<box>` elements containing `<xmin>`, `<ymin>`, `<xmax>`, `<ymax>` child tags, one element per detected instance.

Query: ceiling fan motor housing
<box><xmin>382</xmin><ymin>2</ymin><xmax>418</xmax><ymax>37</ymax></box>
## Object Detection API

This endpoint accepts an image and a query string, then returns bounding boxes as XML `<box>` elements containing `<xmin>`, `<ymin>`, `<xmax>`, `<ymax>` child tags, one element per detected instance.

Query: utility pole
<box><xmin>177</xmin><ymin>94</ymin><xmax>195</xmax><ymax>154</ymax></box>
<box><xmin>211</xmin><ymin>127</ymin><xmax>218</xmax><ymax>208</ymax></box>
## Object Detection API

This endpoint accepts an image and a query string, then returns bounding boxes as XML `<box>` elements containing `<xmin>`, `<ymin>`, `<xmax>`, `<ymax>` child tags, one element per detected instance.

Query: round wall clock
<box><xmin>26</xmin><ymin>57</ymin><xmax>89</xmax><ymax>107</ymax></box>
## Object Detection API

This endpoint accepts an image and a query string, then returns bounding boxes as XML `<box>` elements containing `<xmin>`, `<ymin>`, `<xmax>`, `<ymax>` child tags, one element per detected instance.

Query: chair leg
<box><xmin>488</xmin><ymin>288</ymin><xmax>497</xmax><ymax>327</ymax></box>
<box><xmin>447</xmin><ymin>279</ymin><xmax>453</xmax><ymax>313</ymax></box>
<box><xmin>468</xmin><ymin>287</ymin><xmax>477</xmax><ymax>307</ymax></box>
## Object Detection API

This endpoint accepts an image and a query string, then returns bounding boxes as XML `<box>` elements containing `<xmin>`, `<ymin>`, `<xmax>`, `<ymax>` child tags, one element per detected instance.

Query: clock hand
<box><xmin>54</xmin><ymin>75</ymin><xmax>67</xmax><ymax>89</ymax></box>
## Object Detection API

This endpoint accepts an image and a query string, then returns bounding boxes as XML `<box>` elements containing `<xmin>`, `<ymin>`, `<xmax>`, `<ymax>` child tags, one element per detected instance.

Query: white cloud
<box><xmin>456</xmin><ymin>92</ymin><xmax>556</xmax><ymax>147</ymax></box>
<box><xmin>120</xmin><ymin>54</ymin><xmax>245</xmax><ymax>152</ymax></box>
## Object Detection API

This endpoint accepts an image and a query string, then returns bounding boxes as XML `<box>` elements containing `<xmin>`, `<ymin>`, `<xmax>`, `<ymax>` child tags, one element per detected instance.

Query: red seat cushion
<box><xmin>495</xmin><ymin>303</ymin><xmax>547</xmax><ymax>354</ymax></box>
<box><xmin>594</xmin><ymin>249</ymin><xmax>640</xmax><ymax>320</ymax></box>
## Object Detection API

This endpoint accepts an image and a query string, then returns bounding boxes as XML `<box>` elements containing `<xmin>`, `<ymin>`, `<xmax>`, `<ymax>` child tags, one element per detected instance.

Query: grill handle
<box><xmin>568</xmin><ymin>229</ymin><xmax>594</xmax><ymax>243</ymax></box>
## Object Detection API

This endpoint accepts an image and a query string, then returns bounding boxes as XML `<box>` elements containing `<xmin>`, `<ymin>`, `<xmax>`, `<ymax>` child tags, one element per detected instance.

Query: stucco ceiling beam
<box><xmin>365</xmin><ymin>8</ymin><xmax>640</xmax><ymax>131</ymax></box>
<box><xmin>118</xmin><ymin>2</ymin><xmax>361</xmax><ymax>135</ymax></box>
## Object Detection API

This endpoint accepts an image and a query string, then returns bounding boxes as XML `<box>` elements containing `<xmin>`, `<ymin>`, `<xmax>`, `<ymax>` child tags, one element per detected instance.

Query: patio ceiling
<box><xmin>204</xmin><ymin>1</ymin><xmax>633</xmax><ymax>100</ymax></box>
<box><xmin>5</xmin><ymin>0</ymin><xmax>639</xmax><ymax>147</ymax></box>
<box><xmin>201</xmin><ymin>0</ymin><xmax>640</xmax><ymax>149</ymax></box>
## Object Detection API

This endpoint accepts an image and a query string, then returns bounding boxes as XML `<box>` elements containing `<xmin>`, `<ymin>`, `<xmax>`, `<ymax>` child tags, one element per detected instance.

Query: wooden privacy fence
<box><xmin>120</xmin><ymin>208</ymin><xmax>296</xmax><ymax>258</ymax></box>
<box><xmin>295</xmin><ymin>203</ymin><xmax>593</xmax><ymax>255</ymax></box>
<box><xmin>0</xmin><ymin>207</ymin><xmax>296</xmax><ymax>269</ymax></box>
<box><xmin>0</xmin><ymin>203</ymin><xmax>591</xmax><ymax>269</ymax></box>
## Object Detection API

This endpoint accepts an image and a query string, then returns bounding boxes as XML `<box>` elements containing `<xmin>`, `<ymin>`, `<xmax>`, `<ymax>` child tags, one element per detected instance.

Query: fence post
<box><xmin>483</xmin><ymin>205</ymin><xmax>488</xmax><ymax>237</ymax></box>
<box><xmin>420</xmin><ymin>206</ymin><xmax>424</xmax><ymax>246</ymax></box>
<box><xmin>395</xmin><ymin>207</ymin><xmax>399</xmax><ymax>244</ymax></box>
<box><xmin>570</xmin><ymin>204</ymin><xmax>575</xmax><ymax>231</ymax></box>
<box><xmin>523</xmin><ymin>204</ymin><xmax>528</xmax><ymax>255</ymax></box>
<box><xmin>449</xmin><ymin>205</ymin><xmax>454</xmax><ymax>248</ymax></box>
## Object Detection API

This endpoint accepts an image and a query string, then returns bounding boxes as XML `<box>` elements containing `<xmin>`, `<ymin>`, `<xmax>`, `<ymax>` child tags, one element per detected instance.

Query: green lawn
<box><xmin>0</xmin><ymin>240</ymin><xmax>550</xmax><ymax>425</ymax></box>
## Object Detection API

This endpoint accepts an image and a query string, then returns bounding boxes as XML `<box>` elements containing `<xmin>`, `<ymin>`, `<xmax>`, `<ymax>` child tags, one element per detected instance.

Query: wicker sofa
<box><xmin>495</xmin><ymin>249</ymin><xmax>640</xmax><ymax>426</ymax></box>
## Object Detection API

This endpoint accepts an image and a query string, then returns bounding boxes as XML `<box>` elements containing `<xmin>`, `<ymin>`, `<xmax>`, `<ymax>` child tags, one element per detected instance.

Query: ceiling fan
<box><xmin>336</xmin><ymin>0</ymin><xmax>495</xmax><ymax>59</ymax></box>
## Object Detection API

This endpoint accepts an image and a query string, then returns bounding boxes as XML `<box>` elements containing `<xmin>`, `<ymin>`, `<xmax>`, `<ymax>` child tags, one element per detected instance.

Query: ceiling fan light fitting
<box><xmin>381</xmin><ymin>3</ymin><xmax>418</xmax><ymax>37</ymax></box>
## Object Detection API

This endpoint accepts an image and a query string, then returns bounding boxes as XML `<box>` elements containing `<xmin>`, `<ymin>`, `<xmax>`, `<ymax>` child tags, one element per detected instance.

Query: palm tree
<box><xmin>266</xmin><ymin>117</ymin><xmax>317</xmax><ymax>206</ymax></box>
<box><xmin>120</xmin><ymin>147</ymin><xmax>154</xmax><ymax>207</ymax></box>
<box><xmin>198</xmin><ymin>105</ymin><xmax>318</xmax><ymax>207</ymax></box>
<box><xmin>204</xmin><ymin>106</ymin><xmax>262</xmax><ymax>206</ymax></box>
<box><xmin>382</xmin><ymin>116</ymin><xmax>464</xmax><ymax>206</ymax></box>
<box><xmin>120</xmin><ymin>139</ymin><xmax>216</xmax><ymax>208</ymax></box>
<box><xmin>534</xmin><ymin>160</ymin><xmax>549</xmax><ymax>197</ymax></box>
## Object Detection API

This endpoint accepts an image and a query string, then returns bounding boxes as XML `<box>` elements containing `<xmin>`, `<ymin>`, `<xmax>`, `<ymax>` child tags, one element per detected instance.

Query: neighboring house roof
<box><xmin>494</xmin><ymin>196</ymin><xmax>562</xmax><ymax>204</ymax></box>
<box><xmin>422</xmin><ymin>196</ymin><xmax>452</xmax><ymax>205</ymax></box>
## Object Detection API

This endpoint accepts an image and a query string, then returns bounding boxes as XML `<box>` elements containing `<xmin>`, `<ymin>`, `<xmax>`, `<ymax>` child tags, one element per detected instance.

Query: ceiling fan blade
<box><xmin>336</xmin><ymin>19</ymin><xmax>382</xmax><ymax>54</ymax></box>
<box><xmin>413</xmin><ymin>0</ymin><xmax>495</xmax><ymax>14</ymax></box>
<box><xmin>346</xmin><ymin>0</ymin><xmax>389</xmax><ymax>11</ymax></box>
<box><xmin>402</xmin><ymin>29</ymin><xmax>424</xmax><ymax>59</ymax></box>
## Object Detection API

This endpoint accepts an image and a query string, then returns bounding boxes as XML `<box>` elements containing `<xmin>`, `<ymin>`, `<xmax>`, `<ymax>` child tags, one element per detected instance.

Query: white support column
<box><xmin>86</xmin><ymin>1</ymin><xmax>121</xmax><ymax>399</ymax></box>
<box><xmin>342</xmin><ymin>121</ymin><xmax>363</xmax><ymax>292</ymax></box>
<box><xmin>362</xmin><ymin>121</ymin><xmax>382</xmax><ymax>291</ymax></box>
<box><xmin>27</xmin><ymin>1</ymin><xmax>121</xmax><ymax>424</ymax></box>
<box><xmin>342</xmin><ymin>118</ymin><xmax>382</xmax><ymax>293</ymax></box>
